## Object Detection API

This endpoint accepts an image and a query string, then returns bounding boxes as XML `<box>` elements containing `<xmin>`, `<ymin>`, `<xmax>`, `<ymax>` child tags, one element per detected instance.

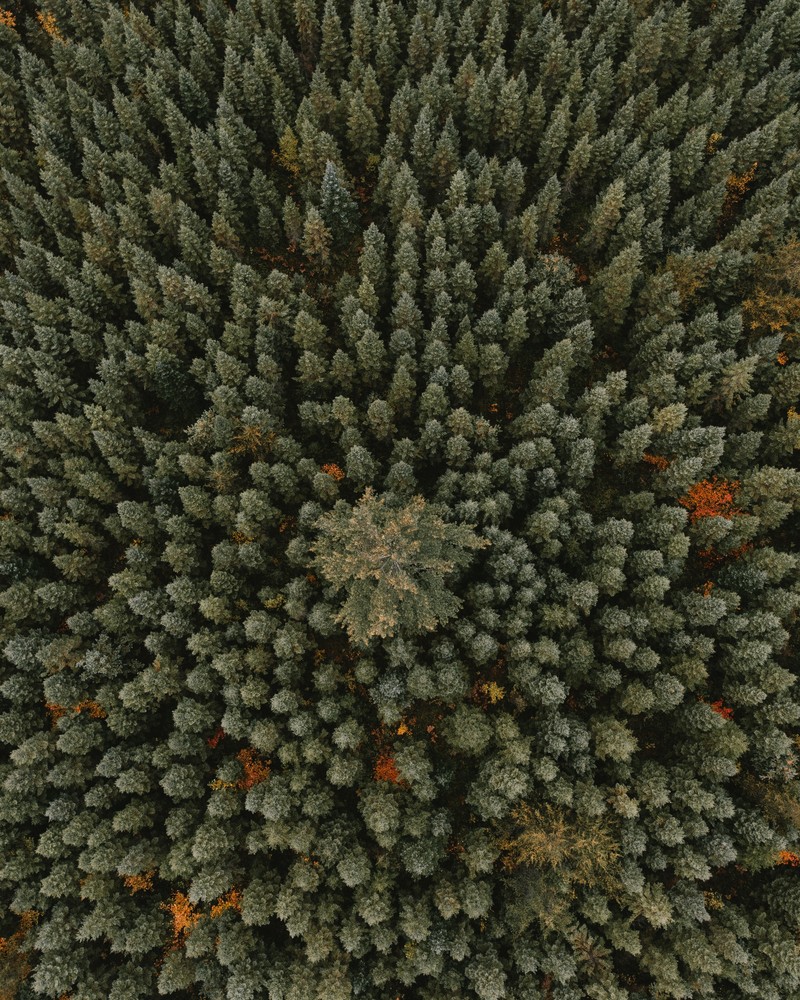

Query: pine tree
<box><xmin>319</xmin><ymin>159</ymin><xmax>360</xmax><ymax>248</ymax></box>
<box><xmin>312</xmin><ymin>489</ymin><xmax>489</xmax><ymax>645</ymax></box>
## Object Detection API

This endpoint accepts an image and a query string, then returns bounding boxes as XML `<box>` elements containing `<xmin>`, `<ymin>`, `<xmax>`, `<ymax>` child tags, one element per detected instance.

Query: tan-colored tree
<box><xmin>499</xmin><ymin>803</ymin><xmax>622</xmax><ymax>932</ymax></box>
<box><xmin>311</xmin><ymin>488</ymin><xmax>489</xmax><ymax>646</ymax></box>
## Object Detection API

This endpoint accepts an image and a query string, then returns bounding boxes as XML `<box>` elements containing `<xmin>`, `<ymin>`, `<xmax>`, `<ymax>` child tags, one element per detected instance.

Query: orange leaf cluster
<box><xmin>161</xmin><ymin>891</ymin><xmax>201</xmax><ymax>944</ymax></box>
<box><xmin>777</xmin><ymin>851</ymin><xmax>800</xmax><ymax>866</ymax></box>
<box><xmin>210</xmin><ymin>888</ymin><xmax>242</xmax><ymax>918</ymax></box>
<box><xmin>207</xmin><ymin>727</ymin><xmax>226</xmax><ymax>749</ymax></box>
<box><xmin>721</xmin><ymin>162</ymin><xmax>758</xmax><ymax>219</ymax></box>
<box><xmin>37</xmin><ymin>10</ymin><xmax>63</xmax><ymax>39</ymax></box>
<box><xmin>701</xmin><ymin>580</ymin><xmax>715</xmax><ymax>598</ymax></box>
<box><xmin>678</xmin><ymin>477</ymin><xmax>740</xmax><ymax>523</ymax></box>
<box><xmin>698</xmin><ymin>541</ymin><xmax>753</xmax><ymax>571</ymax></box>
<box><xmin>642</xmin><ymin>452</ymin><xmax>669</xmax><ymax>470</ymax></box>
<box><xmin>210</xmin><ymin>749</ymin><xmax>270</xmax><ymax>791</ymax></box>
<box><xmin>373</xmin><ymin>751</ymin><xmax>401</xmax><ymax>783</ymax></box>
<box><xmin>236</xmin><ymin>748</ymin><xmax>271</xmax><ymax>789</ymax></box>
<box><xmin>710</xmin><ymin>700</ymin><xmax>734</xmax><ymax>721</ymax></box>
<box><xmin>0</xmin><ymin>8</ymin><xmax>15</xmax><ymax>27</ymax></box>
<box><xmin>123</xmin><ymin>870</ymin><xmax>155</xmax><ymax>893</ymax></box>
<box><xmin>44</xmin><ymin>702</ymin><xmax>68</xmax><ymax>725</ymax></box>
<box><xmin>321</xmin><ymin>462</ymin><xmax>345</xmax><ymax>480</ymax></box>
<box><xmin>0</xmin><ymin>911</ymin><xmax>38</xmax><ymax>1000</ymax></box>
<box><xmin>75</xmin><ymin>699</ymin><xmax>106</xmax><ymax>718</ymax></box>
<box><xmin>45</xmin><ymin>700</ymin><xmax>105</xmax><ymax>725</ymax></box>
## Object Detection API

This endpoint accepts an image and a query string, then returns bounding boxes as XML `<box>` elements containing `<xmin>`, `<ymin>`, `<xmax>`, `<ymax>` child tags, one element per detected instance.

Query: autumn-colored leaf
<box><xmin>678</xmin><ymin>477</ymin><xmax>740</xmax><ymax>523</ymax></box>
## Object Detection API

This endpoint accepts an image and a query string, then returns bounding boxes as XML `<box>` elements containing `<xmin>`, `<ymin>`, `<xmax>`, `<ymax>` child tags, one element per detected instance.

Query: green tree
<box><xmin>311</xmin><ymin>488</ymin><xmax>489</xmax><ymax>645</ymax></box>
<box><xmin>319</xmin><ymin>160</ymin><xmax>359</xmax><ymax>247</ymax></box>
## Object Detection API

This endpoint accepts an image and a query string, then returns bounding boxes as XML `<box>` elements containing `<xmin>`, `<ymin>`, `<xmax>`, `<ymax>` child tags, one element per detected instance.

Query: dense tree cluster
<box><xmin>0</xmin><ymin>1</ymin><xmax>799</xmax><ymax>998</ymax></box>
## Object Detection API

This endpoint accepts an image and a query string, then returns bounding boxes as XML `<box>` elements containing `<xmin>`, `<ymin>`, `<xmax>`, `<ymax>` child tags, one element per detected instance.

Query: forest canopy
<box><xmin>0</xmin><ymin>1</ymin><xmax>799</xmax><ymax>999</ymax></box>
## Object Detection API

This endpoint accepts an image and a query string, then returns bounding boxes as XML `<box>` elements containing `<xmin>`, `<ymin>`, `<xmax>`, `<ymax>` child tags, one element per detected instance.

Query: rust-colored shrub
<box><xmin>210</xmin><ymin>889</ymin><xmax>242</xmax><ymax>918</ymax></box>
<box><xmin>207</xmin><ymin>727</ymin><xmax>226</xmax><ymax>749</ymax></box>
<box><xmin>678</xmin><ymin>477</ymin><xmax>740</xmax><ymax>523</ymax></box>
<box><xmin>710</xmin><ymin>700</ymin><xmax>734</xmax><ymax>721</ymax></box>
<box><xmin>161</xmin><ymin>892</ymin><xmax>201</xmax><ymax>945</ymax></box>
<box><xmin>321</xmin><ymin>462</ymin><xmax>345</xmax><ymax>480</ymax></box>
<box><xmin>373</xmin><ymin>751</ymin><xmax>401</xmax><ymax>783</ymax></box>
<box><xmin>236</xmin><ymin>748</ymin><xmax>271</xmax><ymax>790</ymax></box>
<box><xmin>123</xmin><ymin>871</ymin><xmax>155</xmax><ymax>894</ymax></box>
<box><xmin>0</xmin><ymin>911</ymin><xmax>38</xmax><ymax>1000</ymax></box>
<box><xmin>642</xmin><ymin>452</ymin><xmax>669</xmax><ymax>470</ymax></box>
<box><xmin>37</xmin><ymin>11</ymin><xmax>63</xmax><ymax>39</ymax></box>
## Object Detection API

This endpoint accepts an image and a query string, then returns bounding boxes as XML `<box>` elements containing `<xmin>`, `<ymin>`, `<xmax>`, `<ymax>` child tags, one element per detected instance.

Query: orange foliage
<box><xmin>777</xmin><ymin>851</ymin><xmax>800</xmax><ymax>867</ymax></box>
<box><xmin>210</xmin><ymin>888</ymin><xmax>242</xmax><ymax>918</ymax></box>
<box><xmin>698</xmin><ymin>541</ymin><xmax>753</xmax><ymax>570</ymax></box>
<box><xmin>75</xmin><ymin>699</ymin><xmax>106</xmax><ymax>718</ymax></box>
<box><xmin>37</xmin><ymin>10</ymin><xmax>63</xmax><ymax>39</ymax></box>
<box><xmin>706</xmin><ymin>132</ymin><xmax>723</xmax><ymax>155</ymax></box>
<box><xmin>210</xmin><ymin>749</ymin><xmax>270</xmax><ymax>791</ymax></box>
<box><xmin>0</xmin><ymin>8</ymin><xmax>15</xmax><ymax>27</ymax></box>
<box><xmin>253</xmin><ymin>245</ymin><xmax>306</xmax><ymax>272</ymax></box>
<box><xmin>0</xmin><ymin>911</ymin><xmax>38</xmax><ymax>999</ymax></box>
<box><xmin>44</xmin><ymin>703</ymin><xmax>68</xmax><ymax>725</ymax></box>
<box><xmin>710</xmin><ymin>700</ymin><xmax>734</xmax><ymax>721</ymax></box>
<box><xmin>236</xmin><ymin>748</ymin><xmax>271</xmax><ymax>790</ymax></box>
<box><xmin>701</xmin><ymin>580</ymin><xmax>715</xmax><ymax>598</ymax></box>
<box><xmin>721</xmin><ymin>162</ymin><xmax>758</xmax><ymax>220</ymax></box>
<box><xmin>161</xmin><ymin>892</ymin><xmax>201</xmax><ymax>944</ymax></box>
<box><xmin>45</xmin><ymin>700</ymin><xmax>105</xmax><ymax>725</ymax></box>
<box><xmin>321</xmin><ymin>462</ymin><xmax>345</xmax><ymax>480</ymax></box>
<box><xmin>373</xmin><ymin>751</ymin><xmax>401</xmax><ymax>783</ymax></box>
<box><xmin>207</xmin><ymin>727</ymin><xmax>226</xmax><ymax>749</ymax></box>
<box><xmin>573</xmin><ymin>263</ymin><xmax>589</xmax><ymax>285</ymax></box>
<box><xmin>678</xmin><ymin>477</ymin><xmax>740</xmax><ymax>523</ymax></box>
<box><xmin>124</xmin><ymin>870</ymin><xmax>155</xmax><ymax>893</ymax></box>
<box><xmin>777</xmin><ymin>352</ymin><xmax>789</xmax><ymax>365</ymax></box>
<box><xmin>642</xmin><ymin>452</ymin><xmax>669</xmax><ymax>470</ymax></box>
